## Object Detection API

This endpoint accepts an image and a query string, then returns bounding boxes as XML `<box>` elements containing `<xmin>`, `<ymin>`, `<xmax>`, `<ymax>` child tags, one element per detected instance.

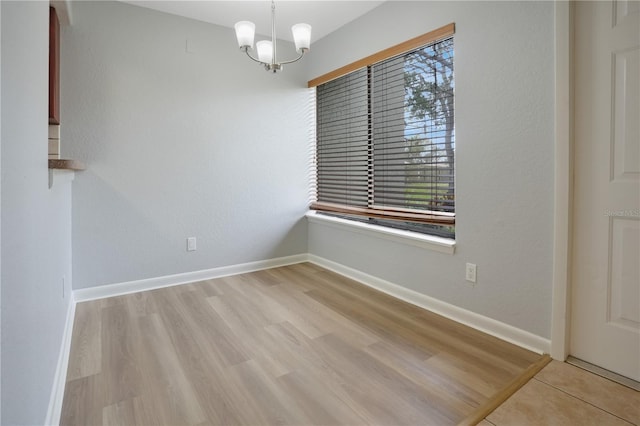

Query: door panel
<box><xmin>612</xmin><ymin>46</ymin><xmax>639</xmax><ymax>180</ymax></box>
<box><xmin>571</xmin><ymin>0</ymin><xmax>640</xmax><ymax>381</ymax></box>
<box><xmin>609</xmin><ymin>218</ymin><xmax>639</xmax><ymax>330</ymax></box>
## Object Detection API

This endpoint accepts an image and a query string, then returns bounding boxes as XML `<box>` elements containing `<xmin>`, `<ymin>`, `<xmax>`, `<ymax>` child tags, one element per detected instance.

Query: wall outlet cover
<box><xmin>466</xmin><ymin>263</ymin><xmax>477</xmax><ymax>283</ymax></box>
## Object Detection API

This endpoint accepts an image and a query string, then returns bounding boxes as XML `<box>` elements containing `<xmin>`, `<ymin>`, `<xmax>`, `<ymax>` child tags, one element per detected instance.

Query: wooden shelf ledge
<box><xmin>48</xmin><ymin>159</ymin><xmax>85</xmax><ymax>171</ymax></box>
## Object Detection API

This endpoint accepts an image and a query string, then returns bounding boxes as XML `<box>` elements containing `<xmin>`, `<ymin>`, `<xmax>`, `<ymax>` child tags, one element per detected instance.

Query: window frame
<box><xmin>308</xmin><ymin>23</ymin><xmax>455</xmax><ymax>88</ymax></box>
<box><xmin>309</xmin><ymin>23</ymin><xmax>456</xmax><ymax>232</ymax></box>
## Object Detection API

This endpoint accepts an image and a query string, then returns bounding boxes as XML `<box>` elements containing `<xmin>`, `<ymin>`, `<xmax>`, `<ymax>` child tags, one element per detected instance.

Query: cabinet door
<box><xmin>49</xmin><ymin>6</ymin><xmax>60</xmax><ymax>125</ymax></box>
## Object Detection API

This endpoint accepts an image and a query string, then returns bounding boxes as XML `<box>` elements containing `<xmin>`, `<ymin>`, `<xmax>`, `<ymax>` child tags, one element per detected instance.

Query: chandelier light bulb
<box><xmin>234</xmin><ymin>21</ymin><xmax>255</xmax><ymax>49</ymax></box>
<box><xmin>256</xmin><ymin>40</ymin><xmax>274</xmax><ymax>64</ymax></box>
<box><xmin>292</xmin><ymin>23</ymin><xmax>311</xmax><ymax>52</ymax></box>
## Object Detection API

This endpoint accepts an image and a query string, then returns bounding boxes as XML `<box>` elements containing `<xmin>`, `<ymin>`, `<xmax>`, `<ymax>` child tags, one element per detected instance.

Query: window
<box><xmin>310</xmin><ymin>24</ymin><xmax>456</xmax><ymax>239</ymax></box>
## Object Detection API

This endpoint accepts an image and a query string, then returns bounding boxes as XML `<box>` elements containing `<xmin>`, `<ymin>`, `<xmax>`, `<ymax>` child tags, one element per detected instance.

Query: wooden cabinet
<box><xmin>49</xmin><ymin>6</ymin><xmax>60</xmax><ymax>124</ymax></box>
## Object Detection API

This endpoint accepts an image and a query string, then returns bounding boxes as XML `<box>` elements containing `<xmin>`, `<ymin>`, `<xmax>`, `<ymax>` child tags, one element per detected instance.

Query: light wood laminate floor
<box><xmin>61</xmin><ymin>263</ymin><xmax>547</xmax><ymax>425</ymax></box>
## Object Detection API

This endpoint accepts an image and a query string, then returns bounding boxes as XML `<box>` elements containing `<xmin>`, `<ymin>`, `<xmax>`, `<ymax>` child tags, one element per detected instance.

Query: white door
<box><xmin>571</xmin><ymin>0</ymin><xmax>640</xmax><ymax>381</ymax></box>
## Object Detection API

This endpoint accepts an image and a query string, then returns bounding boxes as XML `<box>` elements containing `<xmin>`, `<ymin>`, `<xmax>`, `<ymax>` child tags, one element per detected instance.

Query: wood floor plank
<box><xmin>262</xmin><ymin>320</ymin><xmax>385</xmax><ymax>421</ymax></box>
<box><xmin>61</xmin><ymin>262</ymin><xmax>547</xmax><ymax>426</ymax></box>
<box><xmin>306</xmin><ymin>284</ymin><xmax>518</xmax><ymax>381</ymax></box>
<box><xmin>267</xmin><ymin>281</ymin><xmax>379</xmax><ymax>347</ymax></box>
<box><xmin>102</xmin><ymin>398</ymin><xmax>137</xmax><ymax>426</ymax></box>
<box><xmin>177</xmin><ymin>288</ymin><xmax>250</xmax><ymax>366</ymax></box>
<box><xmin>306</xmin><ymin>271</ymin><xmax>531</xmax><ymax>378</ymax></box>
<box><xmin>214</xmin><ymin>275</ymin><xmax>286</xmax><ymax>329</ymax></box>
<box><xmin>61</xmin><ymin>374</ymin><xmax>103</xmax><ymax>426</ymax></box>
<box><xmin>424</xmin><ymin>352</ymin><xmax>509</xmax><ymax>398</ymax></box>
<box><xmin>236</xmin><ymin>274</ymin><xmax>327</xmax><ymax>339</ymax></box>
<box><xmin>65</xmin><ymin>302</ymin><xmax>102</xmax><ymax>381</ymax></box>
<box><xmin>124</xmin><ymin>289</ymin><xmax>158</xmax><ymax>317</ymax></box>
<box><xmin>100</xmin><ymin>304</ymin><xmax>143</xmax><ymax>406</ymax></box>
<box><xmin>151</xmin><ymin>287</ymin><xmax>244</xmax><ymax>424</ymax></box>
<box><xmin>228</xmin><ymin>359</ymin><xmax>313</xmax><ymax>425</ymax></box>
<box><xmin>277</xmin><ymin>370</ymin><xmax>369</xmax><ymax>425</ymax></box>
<box><xmin>311</xmin><ymin>332</ymin><xmax>465</xmax><ymax>425</ymax></box>
<box><xmin>209</xmin><ymin>295</ymin><xmax>296</xmax><ymax>379</ymax></box>
<box><xmin>135</xmin><ymin>313</ymin><xmax>207</xmax><ymax>425</ymax></box>
<box><xmin>363</xmin><ymin>340</ymin><xmax>486</xmax><ymax>409</ymax></box>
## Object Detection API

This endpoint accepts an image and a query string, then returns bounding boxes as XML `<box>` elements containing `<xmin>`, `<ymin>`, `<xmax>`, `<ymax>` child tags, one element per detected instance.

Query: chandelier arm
<box><xmin>242</xmin><ymin>47</ymin><xmax>267</xmax><ymax>65</ymax></box>
<box><xmin>276</xmin><ymin>49</ymin><xmax>307</xmax><ymax>65</ymax></box>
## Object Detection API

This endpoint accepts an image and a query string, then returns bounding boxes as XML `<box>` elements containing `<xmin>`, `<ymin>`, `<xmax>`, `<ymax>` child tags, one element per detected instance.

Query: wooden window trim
<box><xmin>310</xmin><ymin>202</ymin><xmax>455</xmax><ymax>226</ymax></box>
<box><xmin>308</xmin><ymin>23</ymin><xmax>455</xmax><ymax>88</ymax></box>
<box><xmin>49</xmin><ymin>6</ymin><xmax>60</xmax><ymax>125</ymax></box>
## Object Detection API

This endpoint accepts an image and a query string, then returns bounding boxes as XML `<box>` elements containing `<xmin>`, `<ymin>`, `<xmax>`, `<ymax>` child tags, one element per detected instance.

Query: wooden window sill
<box><xmin>48</xmin><ymin>159</ymin><xmax>85</xmax><ymax>171</ymax></box>
<box><xmin>306</xmin><ymin>210</ymin><xmax>456</xmax><ymax>254</ymax></box>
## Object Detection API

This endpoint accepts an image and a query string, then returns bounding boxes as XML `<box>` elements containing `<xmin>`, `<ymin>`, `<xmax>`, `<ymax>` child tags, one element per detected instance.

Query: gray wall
<box><xmin>0</xmin><ymin>2</ymin><xmax>557</xmax><ymax>420</ymax></box>
<box><xmin>307</xmin><ymin>1</ymin><xmax>555</xmax><ymax>339</ymax></box>
<box><xmin>1</xmin><ymin>1</ymin><xmax>74</xmax><ymax>424</ymax></box>
<box><xmin>62</xmin><ymin>1</ymin><xmax>311</xmax><ymax>289</ymax></box>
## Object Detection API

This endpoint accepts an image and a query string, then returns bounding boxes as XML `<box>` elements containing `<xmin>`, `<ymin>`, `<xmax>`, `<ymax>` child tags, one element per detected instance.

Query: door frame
<box><xmin>550</xmin><ymin>0</ymin><xmax>573</xmax><ymax>361</ymax></box>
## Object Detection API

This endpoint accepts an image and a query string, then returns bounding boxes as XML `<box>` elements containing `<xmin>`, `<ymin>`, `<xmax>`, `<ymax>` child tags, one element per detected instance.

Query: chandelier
<box><xmin>234</xmin><ymin>1</ymin><xmax>311</xmax><ymax>73</ymax></box>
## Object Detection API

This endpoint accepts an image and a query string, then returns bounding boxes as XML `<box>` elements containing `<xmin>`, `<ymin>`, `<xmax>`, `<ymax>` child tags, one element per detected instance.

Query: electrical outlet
<box><xmin>187</xmin><ymin>237</ymin><xmax>197</xmax><ymax>252</ymax></box>
<box><xmin>465</xmin><ymin>263</ymin><xmax>477</xmax><ymax>283</ymax></box>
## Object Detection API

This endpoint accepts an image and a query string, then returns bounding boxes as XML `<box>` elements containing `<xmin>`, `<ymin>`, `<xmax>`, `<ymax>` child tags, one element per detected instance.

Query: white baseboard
<box><xmin>73</xmin><ymin>254</ymin><xmax>309</xmax><ymax>303</ymax></box>
<box><xmin>53</xmin><ymin>252</ymin><xmax>548</xmax><ymax>426</ymax></box>
<box><xmin>47</xmin><ymin>254</ymin><xmax>308</xmax><ymax>424</ymax></box>
<box><xmin>45</xmin><ymin>295</ymin><xmax>76</xmax><ymax>426</ymax></box>
<box><xmin>308</xmin><ymin>254</ymin><xmax>551</xmax><ymax>355</ymax></box>
<box><xmin>73</xmin><ymin>252</ymin><xmax>551</xmax><ymax>353</ymax></box>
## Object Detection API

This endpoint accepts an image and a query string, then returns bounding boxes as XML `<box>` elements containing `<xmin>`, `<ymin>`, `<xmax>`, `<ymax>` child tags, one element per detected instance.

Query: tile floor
<box><xmin>483</xmin><ymin>360</ymin><xmax>640</xmax><ymax>425</ymax></box>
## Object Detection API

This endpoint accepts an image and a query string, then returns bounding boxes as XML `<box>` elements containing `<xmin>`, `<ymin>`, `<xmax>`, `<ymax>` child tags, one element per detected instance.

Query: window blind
<box><xmin>316</xmin><ymin>68</ymin><xmax>370</xmax><ymax>208</ymax></box>
<box><xmin>372</xmin><ymin>39</ymin><xmax>455</xmax><ymax>214</ymax></box>
<box><xmin>312</xmin><ymin>30</ymin><xmax>455</xmax><ymax>237</ymax></box>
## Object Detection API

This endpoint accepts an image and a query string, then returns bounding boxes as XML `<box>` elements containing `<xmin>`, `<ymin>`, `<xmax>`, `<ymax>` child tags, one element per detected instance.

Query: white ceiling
<box><xmin>121</xmin><ymin>1</ymin><xmax>385</xmax><ymax>43</ymax></box>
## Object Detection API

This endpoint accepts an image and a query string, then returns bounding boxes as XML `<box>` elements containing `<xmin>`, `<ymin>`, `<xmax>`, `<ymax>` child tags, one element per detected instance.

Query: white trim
<box><xmin>51</xmin><ymin>252</ymin><xmax>552</xmax><ymax>423</ymax></box>
<box><xmin>73</xmin><ymin>254</ymin><xmax>308</xmax><ymax>303</ymax></box>
<box><xmin>306</xmin><ymin>211</ymin><xmax>455</xmax><ymax>254</ymax></box>
<box><xmin>45</xmin><ymin>296</ymin><xmax>76</xmax><ymax>426</ymax></box>
<box><xmin>308</xmin><ymin>254</ymin><xmax>551</xmax><ymax>355</ymax></box>
<box><xmin>51</xmin><ymin>254</ymin><xmax>307</xmax><ymax>423</ymax></box>
<box><xmin>49</xmin><ymin>169</ymin><xmax>75</xmax><ymax>190</ymax></box>
<box><xmin>73</xmin><ymin>251</ymin><xmax>549</xmax><ymax>353</ymax></box>
<box><xmin>550</xmin><ymin>0</ymin><xmax>573</xmax><ymax>361</ymax></box>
